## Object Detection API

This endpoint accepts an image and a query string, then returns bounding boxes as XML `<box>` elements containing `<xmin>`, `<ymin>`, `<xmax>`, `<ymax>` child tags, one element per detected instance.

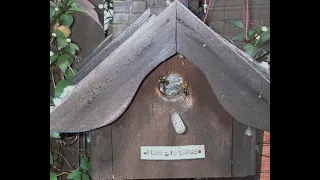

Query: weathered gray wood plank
<box><xmin>50</xmin><ymin>2</ymin><xmax>177</xmax><ymax>132</ymax></box>
<box><xmin>90</xmin><ymin>129</ymin><xmax>102</xmax><ymax>180</ymax></box>
<box><xmin>232</xmin><ymin>119</ymin><xmax>256</xmax><ymax>177</ymax></box>
<box><xmin>72</xmin><ymin>9</ymin><xmax>152</xmax><ymax>84</ymax></box>
<box><xmin>176</xmin><ymin>2</ymin><xmax>270</xmax><ymax>131</ymax></box>
<box><xmin>100</xmin><ymin>126</ymin><xmax>113</xmax><ymax>179</ymax></box>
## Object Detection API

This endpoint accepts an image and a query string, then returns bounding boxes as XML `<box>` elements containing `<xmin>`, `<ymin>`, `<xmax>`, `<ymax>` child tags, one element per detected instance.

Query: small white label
<box><xmin>141</xmin><ymin>145</ymin><xmax>205</xmax><ymax>160</ymax></box>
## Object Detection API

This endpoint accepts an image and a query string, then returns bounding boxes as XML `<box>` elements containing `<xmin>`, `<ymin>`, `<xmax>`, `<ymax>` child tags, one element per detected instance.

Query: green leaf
<box><xmin>55</xmin><ymin>29</ymin><xmax>66</xmax><ymax>38</ymax></box>
<box><xmin>244</xmin><ymin>43</ymin><xmax>259</xmax><ymax>57</ymax></box>
<box><xmin>50</xmin><ymin>171</ymin><xmax>57</xmax><ymax>180</ymax></box>
<box><xmin>65</xmin><ymin>68</ymin><xmax>77</xmax><ymax>81</ymax></box>
<box><xmin>50</xmin><ymin>151</ymin><xmax>53</xmax><ymax>165</ymax></box>
<box><xmin>255</xmin><ymin>145</ymin><xmax>260</xmax><ymax>153</ymax></box>
<box><xmin>67</xmin><ymin>170</ymin><xmax>82</xmax><ymax>179</ymax></box>
<box><xmin>50</xmin><ymin>55</ymin><xmax>58</xmax><ymax>65</ymax></box>
<box><xmin>57</xmin><ymin>39</ymin><xmax>68</xmax><ymax>50</ymax></box>
<box><xmin>260</xmin><ymin>27</ymin><xmax>270</xmax><ymax>43</ymax></box>
<box><xmin>87</xmin><ymin>162</ymin><xmax>92</xmax><ymax>177</ymax></box>
<box><xmin>82</xmin><ymin>174</ymin><xmax>90</xmax><ymax>180</ymax></box>
<box><xmin>232</xmin><ymin>31</ymin><xmax>244</xmax><ymax>41</ymax></box>
<box><xmin>67</xmin><ymin>6</ymin><xmax>85</xmax><ymax>14</ymax></box>
<box><xmin>58</xmin><ymin>54</ymin><xmax>73</xmax><ymax>72</ymax></box>
<box><xmin>50</xmin><ymin>1</ymin><xmax>57</xmax><ymax>7</ymax></box>
<box><xmin>69</xmin><ymin>43</ymin><xmax>80</xmax><ymax>55</ymax></box>
<box><xmin>232</xmin><ymin>30</ymin><xmax>256</xmax><ymax>41</ymax></box>
<box><xmin>55</xmin><ymin>79</ymin><xmax>70</xmax><ymax>98</ymax></box>
<box><xmin>227</xmin><ymin>20</ymin><xmax>243</xmax><ymax>29</ymax></box>
<box><xmin>80</xmin><ymin>156</ymin><xmax>89</xmax><ymax>170</ymax></box>
<box><xmin>68</xmin><ymin>0</ymin><xmax>76</xmax><ymax>6</ymax></box>
<box><xmin>50</xmin><ymin>132</ymin><xmax>61</xmax><ymax>138</ymax></box>
<box><xmin>61</xmin><ymin>14</ymin><xmax>74</xmax><ymax>28</ymax></box>
<box><xmin>247</xmin><ymin>30</ymin><xmax>257</xmax><ymax>39</ymax></box>
<box><xmin>55</xmin><ymin>30</ymin><xmax>68</xmax><ymax>50</ymax></box>
<box><xmin>50</xmin><ymin>7</ymin><xmax>55</xmax><ymax>22</ymax></box>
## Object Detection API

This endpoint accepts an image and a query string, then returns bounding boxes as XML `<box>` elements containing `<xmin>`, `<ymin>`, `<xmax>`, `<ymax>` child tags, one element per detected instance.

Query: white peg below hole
<box><xmin>170</xmin><ymin>111</ymin><xmax>186</xmax><ymax>134</ymax></box>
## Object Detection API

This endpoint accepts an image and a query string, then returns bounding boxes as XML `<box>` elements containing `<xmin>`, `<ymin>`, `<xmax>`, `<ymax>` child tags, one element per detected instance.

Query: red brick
<box><xmin>262</xmin><ymin>153</ymin><xmax>270</xmax><ymax>162</ymax></box>
<box><xmin>260</xmin><ymin>172</ymin><xmax>270</xmax><ymax>180</ymax></box>
<box><xmin>261</xmin><ymin>162</ymin><xmax>270</xmax><ymax>171</ymax></box>
<box><xmin>262</xmin><ymin>145</ymin><xmax>270</xmax><ymax>152</ymax></box>
<box><xmin>264</xmin><ymin>132</ymin><xmax>270</xmax><ymax>142</ymax></box>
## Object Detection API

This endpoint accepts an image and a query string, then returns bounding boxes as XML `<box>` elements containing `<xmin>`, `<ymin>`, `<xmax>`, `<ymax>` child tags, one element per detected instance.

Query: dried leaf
<box><xmin>74</xmin><ymin>0</ymin><xmax>102</xmax><ymax>28</ymax></box>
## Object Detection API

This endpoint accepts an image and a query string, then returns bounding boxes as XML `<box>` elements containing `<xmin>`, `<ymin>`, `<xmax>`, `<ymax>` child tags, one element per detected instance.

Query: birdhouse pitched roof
<box><xmin>50</xmin><ymin>0</ymin><xmax>270</xmax><ymax>133</ymax></box>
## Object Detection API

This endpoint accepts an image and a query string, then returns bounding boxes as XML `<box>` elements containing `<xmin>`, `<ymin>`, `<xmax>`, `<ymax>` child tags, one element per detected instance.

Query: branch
<box><xmin>256</xmin><ymin>50</ymin><xmax>270</xmax><ymax>62</ymax></box>
<box><xmin>51</xmin><ymin>149</ymin><xmax>73</xmax><ymax>170</ymax></box>
<box><xmin>51</xmin><ymin>71</ymin><xmax>56</xmax><ymax>88</ymax></box>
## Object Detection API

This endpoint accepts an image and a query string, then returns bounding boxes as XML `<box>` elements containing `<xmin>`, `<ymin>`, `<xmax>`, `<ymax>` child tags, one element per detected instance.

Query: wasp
<box><xmin>157</xmin><ymin>71</ymin><xmax>170</xmax><ymax>86</ymax></box>
<box><xmin>180</xmin><ymin>81</ymin><xmax>192</xmax><ymax>99</ymax></box>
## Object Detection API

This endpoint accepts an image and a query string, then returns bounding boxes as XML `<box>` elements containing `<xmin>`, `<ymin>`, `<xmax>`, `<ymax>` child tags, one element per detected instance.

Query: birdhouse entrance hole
<box><xmin>158</xmin><ymin>73</ymin><xmax>183</xmax><ymax>96</ymax></box>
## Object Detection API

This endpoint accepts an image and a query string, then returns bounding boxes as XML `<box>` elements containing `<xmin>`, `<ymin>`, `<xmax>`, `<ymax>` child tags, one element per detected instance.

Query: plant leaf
<box><xmin>50</xmin><ymin>7</ymin><xmax>55</xmax><ymax>22</ymax></box>
<box><xmin>67</xmin><ymin>170</ymin><xmax>82</xmax><ymax>179</ymax></box>
<box><xmin>74</xmin><ymin>0</ymin><xmax>103</xmax><ymax>28</ymax></box>
<box><xmin>232</xmin><ymin>30</ymin><xmax>256</xmax><ymax>41</ymax></box>
<box><xmin>50</xmin><ymin>171</ymin><xmax>57</xmax><ymax>180</ymax></box>
<box><xmin>55</xmin><ymin>79</ymin><xmax>70</xmax><ymax>98</ymax></box>
<box><xmin>55</xmin><ymin>30</ymin><xmax>68</xmax><ymax>50</ymax></box>
<box><xmin>255</xmin><ymin>145</ymin><xmax>260</xmax><ymax>153</ymax></box>
<box><xmin>50</xmin><ymin>1</ymin><xmax>57</xmax><ymax>7</ymax></box>
<box><xmin>50</xmin><ymin>151</ymin><xmax>53</xmax><ymax>165</ymax></box>
<box><xmin>88</xmin><ymin>162</ymin><xmax>92</xmax><ymax>177</ymax></box>
<box><xmin>80</xmin><ymin>156</ymin><xmax>89</xmax><ymax>170</ymax></box>
<box><xmin>248</xmin><ymin>30</ymin><xmax>257</xmax><ymax>39</ymax></box>
<box><xmin>50</xmin><ymin>132</ymin><xmax>61</xmax><ymax>138</ymax></box>
<box><xmin>244</xmin><ymin>43</ymin><xmax>259</xmax><ymax>57</ymax></box>
<box><xmin>232</xmin><ymin>31</ymin><xmax>244</xmax><ymax>41</ymax></box>
<box><xmin>55</xmin><ymin>29</ymin><xmax>66</xmax><ymax>38</ymax></box>
<box><xmin>227</xmin><ymin>20</ymin><xmax>243</xmax><ymax>29</ymax></box>
<box><xmin>260</xmin><ymin>27</ymin><xmax>270</xmax><ymax>43</ymax></box>
<box><xmin>58</xmin><ymin>54</ymin><xmax>73</xmax><ymax>72</ymax></box>
<box><xmin>67</xmin><ymin>6</ymin><xmax>85</xmax><ymax>13</ymax></box>
<box><xmin>61</xmin><ymin>14</ymin><xmax>74</xmax><ymax>28</ymax></box>
<box><xmin>82</xmin><ymin>174</ymin><xmax>90</xmax><ymax>180</ymax></box>
<box><xmin>68</xmin><ymin>0</ymin><xmax>77</xmax><ymax>6</ymax></box>
<box><xmin>65</xmin><ymin>68</ymin><xmax>78</xmax><ymax>81</ymax></box>
<box><xmin>50</xmin><ymin>55</ymin><xmax>58</xmax><ymax>64</ymax></box>
<box><xmin>69</xmin><ymin>43</ymin><xmax>80</xmax><ymax>55</ymax></box>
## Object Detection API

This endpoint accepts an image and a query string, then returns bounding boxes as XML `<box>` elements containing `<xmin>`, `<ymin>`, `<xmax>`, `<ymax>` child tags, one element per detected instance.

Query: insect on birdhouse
<box><xmin>50</xmin><ymin>1</ymin><xmax>270</xmax><ymax>179</ymax></box>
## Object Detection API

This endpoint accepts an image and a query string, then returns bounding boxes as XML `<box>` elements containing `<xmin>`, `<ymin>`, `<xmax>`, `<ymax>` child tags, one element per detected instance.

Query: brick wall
<box><xmin>205</xmin><ymin>0</ymin><xmax>270</xmax><ymax>49</ymax></box>
<box><xmin>113</xmin><ymin>0</ymin><xmax>148</xmax><ymax>37</ymax></box>
<box><xmin>260</xmin><ymin>131</ymin><xmax>270</xmax><ymax>180</ymax></box>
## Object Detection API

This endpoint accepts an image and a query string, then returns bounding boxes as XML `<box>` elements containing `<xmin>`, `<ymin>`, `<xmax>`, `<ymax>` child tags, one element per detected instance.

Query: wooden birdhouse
<box><xmin>50</xmin><ymin>1</ymin><xmax>270</xmax><ymax>179</ymax></box>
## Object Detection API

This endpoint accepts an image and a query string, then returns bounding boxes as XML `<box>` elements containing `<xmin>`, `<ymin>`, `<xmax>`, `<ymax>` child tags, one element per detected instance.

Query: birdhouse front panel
<box><xmin>95</xmin><ymin>55</ymin><xmax>235</xmax><ymax>179</ymax></box>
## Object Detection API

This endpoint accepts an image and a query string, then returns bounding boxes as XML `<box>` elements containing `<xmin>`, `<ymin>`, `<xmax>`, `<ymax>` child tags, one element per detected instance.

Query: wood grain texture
<box><xmin>72</xmin><ymin>9</ymin><xmax>152</xmax><ymax>84</ymax></box>
<box><xmin>50</xmin><ymin>2</ymin><xmax>177</xmax><ymax>132</ymax></box>
<box><xmin>112</xmin><ymin>55</ymin><xmax>233</xmax><ymax>179</ymax></box>
<box><xmin>176</xmin><ymin>2</ymin><xmax>270</xmax><ymax>131</ymax></box>
<box><xmin>91</xmin><ymin>127</ymin><xmax>113</xmax><ymax>180</ymax></box>
<box><xmin>100</xmin><ymin>125</ymin><xmax>113</xmax><ymax>179</ymax></box>
<box><xmin>90</xmin><ymin>129</ymin><xmax>102</xmax><ymax>180</ymax></box>
<box><xmin>232</xmin><ymin>120</ymin><xmax>256</xmax><ymax>177</ymax></box>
